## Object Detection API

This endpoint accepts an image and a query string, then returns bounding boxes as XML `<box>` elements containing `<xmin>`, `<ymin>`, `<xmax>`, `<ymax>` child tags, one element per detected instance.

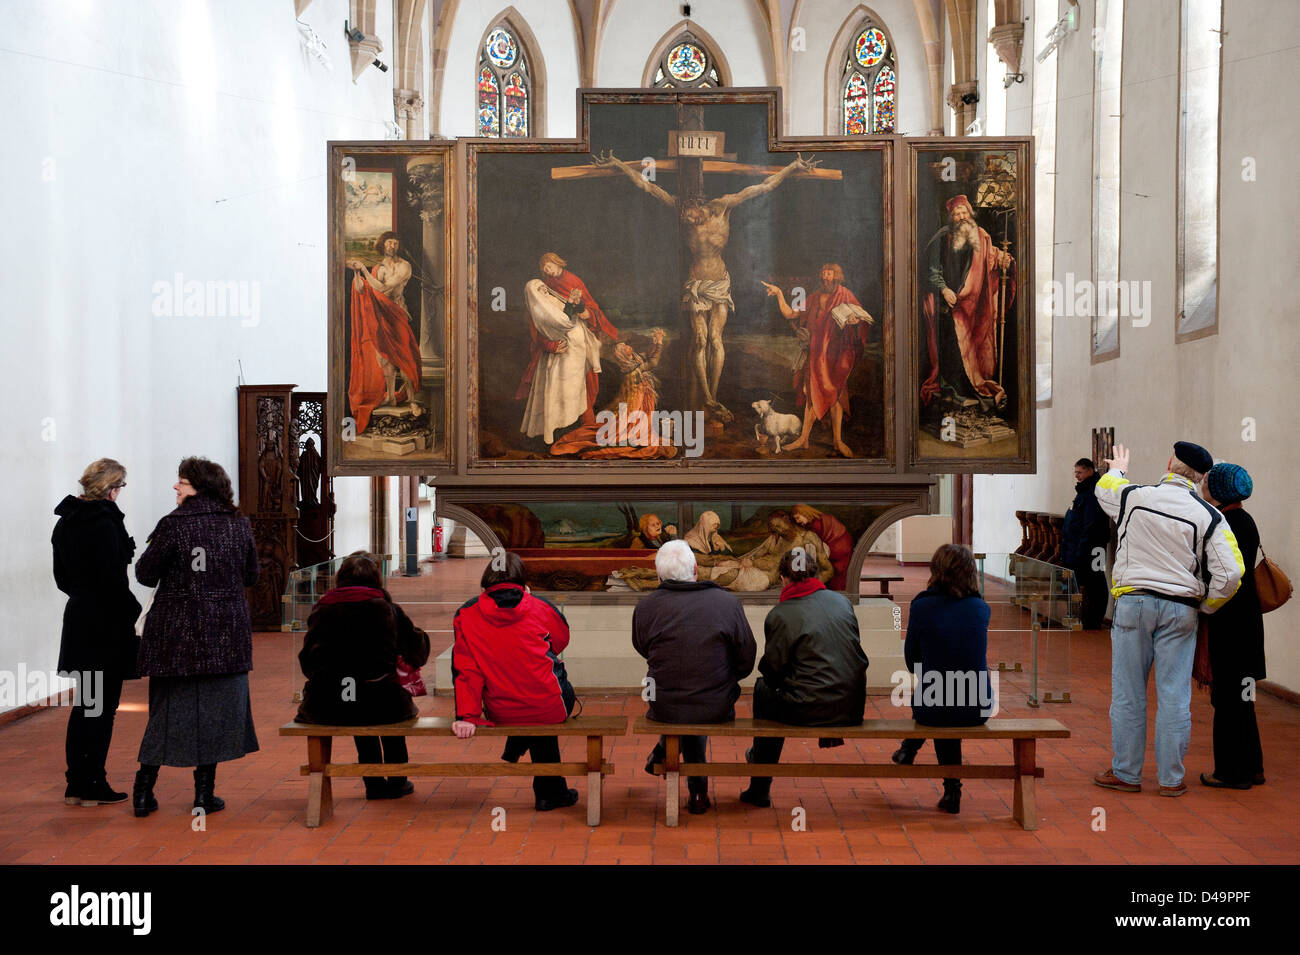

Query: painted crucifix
<box><xmin>555</xmin><ymin>108</ymin><xmax>839</xmax><ymax>423</ymax></box>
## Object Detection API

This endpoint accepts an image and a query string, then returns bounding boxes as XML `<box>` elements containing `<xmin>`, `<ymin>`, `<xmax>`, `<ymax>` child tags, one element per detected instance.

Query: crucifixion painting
<box><xmin>469</xmin><ymin>95</ymin><xmax>890</xmax><ymax>465</ymax></box>
<box><xmin>587</xmin><ymin>145</ymin><xmax>822</xmax><ymax>423</ymax></box>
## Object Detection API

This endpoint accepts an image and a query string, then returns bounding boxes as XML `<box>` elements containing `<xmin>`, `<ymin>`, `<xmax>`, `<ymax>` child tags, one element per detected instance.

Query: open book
<box><xmin>831</xmin><ymin>302</ymin><xmax>873</xmax><ymax>329</ymax></box>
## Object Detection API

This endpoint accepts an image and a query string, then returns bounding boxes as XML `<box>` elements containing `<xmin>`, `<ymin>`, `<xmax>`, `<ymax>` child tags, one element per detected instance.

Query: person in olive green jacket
<box><xmin>740</xmin><ymin>547</ymin><xmax>869</xmax><ymax>807</ymax></box>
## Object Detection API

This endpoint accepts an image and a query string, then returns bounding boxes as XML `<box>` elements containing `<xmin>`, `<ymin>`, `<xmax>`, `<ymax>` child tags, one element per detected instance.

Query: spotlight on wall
<box><xmin>960</xmin><ymin>91</ymin><xmax>980</xmax><ymax>106</ymax></box>
<box><xmin>373</xmin><ymin>58</ymin><xmax>388</xmax><ymax>72</ymax></box>
<box><xmin>1003</xmin><ymin>71</ymin><xmax>1025</xmax><ymax>88</ymax></box>
<box><xmin>682</xmin><ymin>4</ymin><xmax>692</xmax><ymax>17</ymax></box>
<box><xmin>345</xmin><ymin>21</ymin><xmax>364</xmax><ymax>43</ymax></box>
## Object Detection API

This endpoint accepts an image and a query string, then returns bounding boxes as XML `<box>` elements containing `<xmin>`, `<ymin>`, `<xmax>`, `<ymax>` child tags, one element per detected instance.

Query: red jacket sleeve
<box><xmin>534</xmin><ymin>596</ymin><xmax>571</xmax><ymax>654</ymax></box>
<box><xmin>451</xmin><ymin>612</ymin><xmax>493</xmax><ymax>726</ymax></box>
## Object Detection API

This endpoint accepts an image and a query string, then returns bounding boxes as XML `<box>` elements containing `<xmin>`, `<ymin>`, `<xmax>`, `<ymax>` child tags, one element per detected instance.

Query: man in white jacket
<box><xmin>1092</xmin><ymin>441</ymin><xmax>1244</xmax><ymax>797</ymax></box>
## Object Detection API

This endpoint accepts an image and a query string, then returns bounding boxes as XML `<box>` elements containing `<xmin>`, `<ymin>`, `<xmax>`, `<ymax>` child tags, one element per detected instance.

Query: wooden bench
<box><xmin>859</xmin><ymin>573</ymin><xmax>905</xmax><ymax>596</ymax></box>
<box><xmin>634</xmin><ymin>717</ymin><xmax>1070</xmax><ymax>829</ymax></box>
<box><xmin>280</xmin><ymin>715</ymin><xmax>626</xmax><ymax>828</ymax></box>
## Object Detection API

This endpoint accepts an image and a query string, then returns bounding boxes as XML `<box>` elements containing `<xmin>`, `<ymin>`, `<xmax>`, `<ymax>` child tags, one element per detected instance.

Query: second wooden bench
<box><xmin>635</xmin><ymin>717</ymin><xmax>1070</xmax><ymax>829</ymax></box>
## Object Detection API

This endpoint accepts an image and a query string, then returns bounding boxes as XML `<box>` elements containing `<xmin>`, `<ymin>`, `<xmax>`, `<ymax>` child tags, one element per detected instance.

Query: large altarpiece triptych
<box><xmin>326</xmin><ymin>89</ymin><xmax>1033</xmax><ymax>595</ymax></box>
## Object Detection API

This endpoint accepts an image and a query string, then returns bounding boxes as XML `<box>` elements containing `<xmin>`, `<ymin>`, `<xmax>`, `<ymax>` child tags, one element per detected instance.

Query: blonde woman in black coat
<box><xmin>132</xmin><ymin>458</ymin><xmax>259</xmax><ymax>817</ymax></box>
<box><xmin>52</xmin><ymin>458</ymin><xmax>141</xmax><ymax>806</ymax></box>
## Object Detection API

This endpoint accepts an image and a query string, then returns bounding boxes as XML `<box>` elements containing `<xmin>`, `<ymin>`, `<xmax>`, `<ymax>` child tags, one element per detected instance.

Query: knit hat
<box><xmin>1206</xmin><ymin>463</ymin><xmax>1252</xmax><ymax>505</ymax></box>
<box><xmin>1173</xmin><ymin>441</ymin><xmax>1213</xmax><ymax>475</ymax></box>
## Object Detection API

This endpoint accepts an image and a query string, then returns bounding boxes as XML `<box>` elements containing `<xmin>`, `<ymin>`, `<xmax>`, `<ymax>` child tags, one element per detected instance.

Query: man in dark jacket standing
<box><xmin>739</xmin><ymin>547</ymin><xmax>868</xmax><ymax>807</ymax></box>
<box><xmin>1060</xmin><ymin>458</ymin><xmax>1111</xmax><ymax>629</ymax></box>
<box><xmin>634</xmin><ymin>540</ymin><xmax>756</xmax><ymax>815</ymax></box>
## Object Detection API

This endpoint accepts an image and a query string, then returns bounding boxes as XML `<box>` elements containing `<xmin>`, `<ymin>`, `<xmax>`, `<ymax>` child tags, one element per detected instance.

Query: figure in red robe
<box><xmin>792</xmin><ymin>504</ymin><xmax>853</xmax><ymax>591</ymax></box>
<box><xmin>921</xmin><ymin>194</ymin><xmax>1016</xmax><ymax>408</ymax></box>
<box><xmin>346</xmin><ymin>233</ymin><xmax>423</xmax><ymax>433</ymax></box>
<box><xmin>515</xmin><ymin>252</ymin><xmax>619</xmax><ymax>427</ymax></box>
<box><xmin>762</xmin><ymin>264</ymin><xmax>874</xmax><ymax>458</ymax></box>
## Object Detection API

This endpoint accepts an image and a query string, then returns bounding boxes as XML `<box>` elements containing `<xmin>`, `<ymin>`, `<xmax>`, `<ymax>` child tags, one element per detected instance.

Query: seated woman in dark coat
<box><xmin>296</xmin><ymin>552</ymin><xmax>430</xmax><ymax>800</ymax></box>
<box><xmin>892</xmin><ymin>544</ymin><xmax>995</xmax><ymax>814</ymax></box>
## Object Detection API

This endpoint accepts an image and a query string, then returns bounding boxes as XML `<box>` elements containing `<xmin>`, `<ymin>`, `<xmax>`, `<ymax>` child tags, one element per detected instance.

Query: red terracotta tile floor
<box><xmin>2</xmin><ymin>557</ymin><xmax>1296</xmax><ymax>865</ymax></box>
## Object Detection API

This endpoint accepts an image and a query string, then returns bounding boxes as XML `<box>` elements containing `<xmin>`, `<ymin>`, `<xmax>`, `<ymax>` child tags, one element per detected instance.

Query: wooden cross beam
<box><xmin>551</xmin><ymin>159</ymin><xmax>842</xmax><ymax>182</ymax></box>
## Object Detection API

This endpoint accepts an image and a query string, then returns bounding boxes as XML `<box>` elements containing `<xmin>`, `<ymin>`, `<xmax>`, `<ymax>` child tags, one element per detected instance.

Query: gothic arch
<box><xmin>476</xmin><ymin>7</ymin><xmax>549</xmax><ymax>136</ymax></box>
<box><xmin>823</xmin><ymin>4</ymin><xmax>901</xmax><ymax>135</ymax></box>
<box><xmin>639</xmin><ymin>19</ymin><xmax>733</xmax><ymax>88</ymax></box>
<box><xmin>436</xmin><ymin>504</ymin><xmax>504</xmax><ymax>553</ymax></box>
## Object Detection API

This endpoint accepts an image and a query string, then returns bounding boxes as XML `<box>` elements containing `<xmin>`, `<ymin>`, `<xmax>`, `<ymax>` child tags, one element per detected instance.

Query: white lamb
<box><xmin>751</xmin><ymin>399</ymin><xmax>802</xmax><ymax>454</ymax></box>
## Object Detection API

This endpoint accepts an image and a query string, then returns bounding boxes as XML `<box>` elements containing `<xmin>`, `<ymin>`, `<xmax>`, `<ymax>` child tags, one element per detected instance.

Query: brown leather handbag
<box><xmin>1255</xmin><ymin>546</ymin><xmax>1292</xmax><ymax>613</ymax></box>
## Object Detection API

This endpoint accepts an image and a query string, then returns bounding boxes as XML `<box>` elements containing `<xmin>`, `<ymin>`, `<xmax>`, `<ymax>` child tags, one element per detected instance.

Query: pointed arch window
<box><xmin>478</xmin><ymin>24</ymin><xmax>530</xmax><ymax>137</ymax></box>
<box><xmin>842</xmin><ymin>21</ymin><xmax>897</xmax><ymax>133</ymax></box>
<box><xmin>652</xmin><ymin>32</ymin><xmax>724</xmax><ymax>88</ymax></box>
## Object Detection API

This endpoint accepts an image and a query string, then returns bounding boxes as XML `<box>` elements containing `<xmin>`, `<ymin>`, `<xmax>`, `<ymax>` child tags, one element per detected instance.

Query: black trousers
<box><xmin>1074</xmin><ymin>563</ymin><xmax>1110</xmax><ymax>629</ymax></box>
<box><xmin>501</xmin><ymin>736</ymin><xmax>569</xmax><ymax>799</ymax></box>
<box><xmin>1208</xmin><ymin>644</ymin><xmax>1264</xmax><ymax>784</ymax></box>
<box><xmin>354</xmin><ymin>735</ymin><xmax>409</xmax><ymax>791</ymax></box>
<box><xmin>64</xmin><ymin>670</ymin><xmax>124</xmax><ymax>787</ymax></box>
<box><xmin>747</xmin><ymin>679</ymin><xmax>860</xmax><ymax>795</ymax></box>
<box><xmin>646</xmin><ymin>736</ymin><xmax>709</xmax><ymax>796</ymax></box>
<box><xmin>897</xmin><ymin>737</ymin><xmax>963</xmax><ymax>786</ymax></box>
<box><xmin>499</xmin><ymin>687</ymin><xmax>578</xmax><ymax>800</ymax></box>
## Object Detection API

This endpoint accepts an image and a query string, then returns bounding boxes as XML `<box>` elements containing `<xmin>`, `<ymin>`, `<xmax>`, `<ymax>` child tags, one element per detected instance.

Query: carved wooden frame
<box><xmin>904</xmin><ymin>137</ymin><xmax>1036</xmax><ymax>473</ymax></box>
<box><xmin>462</xmin><ymin>87</ymin><xmax>896</xmax><ymax>483</ymax></box>
<box><xmin>327</xmin><ymin>140</ymin><xmax>456</xmax><ymax>475</ymax></box>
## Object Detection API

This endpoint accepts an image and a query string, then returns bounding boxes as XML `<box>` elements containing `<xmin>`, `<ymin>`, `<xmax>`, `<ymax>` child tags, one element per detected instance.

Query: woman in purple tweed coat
<box><xmin>132</xmin><ymin>457</ymin><xmax>259</xmax><ymax>817</ymax></box>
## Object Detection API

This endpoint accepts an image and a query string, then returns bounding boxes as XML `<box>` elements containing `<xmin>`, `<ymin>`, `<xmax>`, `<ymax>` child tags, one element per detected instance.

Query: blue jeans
<box><xmin>1109</xmin><ymin>593</ymin><xmax>1198</xmax><ymax>787</ymax></box>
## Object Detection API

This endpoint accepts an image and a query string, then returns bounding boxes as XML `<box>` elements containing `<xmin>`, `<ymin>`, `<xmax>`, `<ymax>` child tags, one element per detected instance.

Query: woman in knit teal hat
<box><xmin>1200</xmin><ymin>463</ymin><xmax>1266</xmax><ymax>789</ymax></box>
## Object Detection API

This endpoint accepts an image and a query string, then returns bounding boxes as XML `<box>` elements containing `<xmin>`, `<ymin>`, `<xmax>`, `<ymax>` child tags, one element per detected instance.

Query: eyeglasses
<box><xmin>111</xmin><ymin>483</ymin><xmax>127</xmax><ymax>489</ymax></box>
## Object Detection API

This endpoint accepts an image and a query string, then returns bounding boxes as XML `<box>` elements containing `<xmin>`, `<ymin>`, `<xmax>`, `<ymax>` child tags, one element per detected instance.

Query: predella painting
<box><xmin>909</xmin><ymin>141</ymin><xmax>1033</xmax><ymax>470</ymax></box>
<box><xmin>461</xmin><ymin>500</ymin><xmax>889</xmax><ymax>594</ymax></box>
<box><xmin>469</xmin><ymin>96</ymin><xmax>892</xmax><ymax>468</ymax></box>
<box><xmin>328</xmin><ymin>143</ymin><xmax>454</xmax><ymax>473</ymax></box>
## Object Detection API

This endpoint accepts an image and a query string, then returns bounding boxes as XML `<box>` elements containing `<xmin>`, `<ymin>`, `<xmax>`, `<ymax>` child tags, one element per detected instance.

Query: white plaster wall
<box><xmin>974</xmin><ymin>0</ymin><xmax>1300</xmax><ymax>692</ymax></box>
<box><xmin>0</xmin><ymin>0</ymin><xmax>396</xmax><ymax>710</ymax></box>
<box><xmin>785</xmin><ymin>0</ymin><xmax>930</xmax><ymax>135</ymax></box>
<box><xmin>434</xmin><ymin>0</ymin><xmax>582</xmax><ymax>136</ymax></box>
<box><xmin>597</xmin><ymin>0</ymin><xmax>775</xmax><ymax>89</ymax></box>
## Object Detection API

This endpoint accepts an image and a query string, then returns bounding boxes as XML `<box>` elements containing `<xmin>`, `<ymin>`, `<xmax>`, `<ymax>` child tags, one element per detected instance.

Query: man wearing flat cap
<box><xmin>1091</xmin><ymin>441</ymin><xmax>1245</xmax><ymax>797</ymax></box>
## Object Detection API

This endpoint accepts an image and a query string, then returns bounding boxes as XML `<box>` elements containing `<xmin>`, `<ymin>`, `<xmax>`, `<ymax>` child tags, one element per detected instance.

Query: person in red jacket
<box><xmin>451</xmin><ymin>552</ymin><xmax>579</xmax><ymax>811</ymax></box>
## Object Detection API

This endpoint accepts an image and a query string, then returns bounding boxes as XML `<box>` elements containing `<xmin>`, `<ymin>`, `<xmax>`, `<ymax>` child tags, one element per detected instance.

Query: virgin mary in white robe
<box><xmin>519</xmin><ymin>278</ymin><xmax>602</xmax><ymax>445</ymax></box>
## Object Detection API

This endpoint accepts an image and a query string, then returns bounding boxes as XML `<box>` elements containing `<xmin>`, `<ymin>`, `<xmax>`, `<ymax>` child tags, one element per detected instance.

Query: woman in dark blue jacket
<box><xmin>892</xmin><ymin>544</ymin><xmax>993</xmax><ymax>814</ymax></box>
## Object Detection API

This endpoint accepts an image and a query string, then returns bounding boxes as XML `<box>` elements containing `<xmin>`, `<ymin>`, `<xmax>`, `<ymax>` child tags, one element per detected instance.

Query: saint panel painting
<box><xmin>328</xmin><ymin>143</ymin><xmax>454</xmax><ymax>473</ymax></box>
<box><xmin>909</xmin><ymin>142</ymin><xmax>1034</xmax><ymax>471</ymax></box>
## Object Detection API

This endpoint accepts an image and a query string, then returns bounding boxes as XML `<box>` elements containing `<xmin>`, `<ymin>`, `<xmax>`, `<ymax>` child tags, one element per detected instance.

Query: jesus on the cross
<box><xmin>591</xmin><ymin>151</ymin><xmax>819</xmax><ymax>423</ymax></box>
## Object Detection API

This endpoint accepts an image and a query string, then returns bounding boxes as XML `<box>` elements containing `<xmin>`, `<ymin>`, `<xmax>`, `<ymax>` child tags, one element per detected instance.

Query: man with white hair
<box><xmin>632</xmin><ymin>540</ymin><xmax>757</xmax><ymax>815</ymax></box>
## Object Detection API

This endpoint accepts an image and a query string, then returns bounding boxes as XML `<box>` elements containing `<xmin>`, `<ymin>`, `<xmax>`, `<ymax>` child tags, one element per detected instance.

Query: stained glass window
<box><xmin>872</xmin><ymin>67</ymin><xmax>896</xmax><ymax>132</ymax></box>
<box><xmin>844</xmin><ymin>73</ymin><xmax>869</xmax><ymax>135</ymax></box>
<box><xmin>477</xmin><ymin>67</ymin><xmax>499</xmax><ymax>137</ymax></box>
<box><xmin>652</xmin><ymin>32</ymin><xmax>724</xmax><ymax>88</ymax></box>
<box><xmin>503</xmin><ymin>72</ymin><xmax>527</xmax><ymax>138</ymax></box>
<box><xmin>840</xmin><ymin>19</ymin><xmax>897</xmax><ymax>134</ymax></box>
<box><xmin>477</xmin><ymin>24</ymin><xmax>529</xmax><ymax>137</ymax></box>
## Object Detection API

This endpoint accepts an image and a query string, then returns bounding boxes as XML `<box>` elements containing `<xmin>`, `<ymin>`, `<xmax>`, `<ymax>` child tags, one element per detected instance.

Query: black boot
<box><xmin>133</xmin><ymin>766</ymin><xmax>159</xmax><ymax>817</ymax></box>
<box><xmin>937</xmin><ymin>779</ymin><xmax>962</xmax><ymax>814</ymax></box>
<box><xmin>193</xmin><ymin>764</ymin><xmax>225</xmax><ymax>814</ymax></box>
<box><xmin>79</xmin><ymin>777</ymin><xmax>128</xmax><ymax>806</ymax></box>
<box><xmin>739</xmin><ymin>748</ymin><xmax>772</xmax><ymax>807</ymax></box>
